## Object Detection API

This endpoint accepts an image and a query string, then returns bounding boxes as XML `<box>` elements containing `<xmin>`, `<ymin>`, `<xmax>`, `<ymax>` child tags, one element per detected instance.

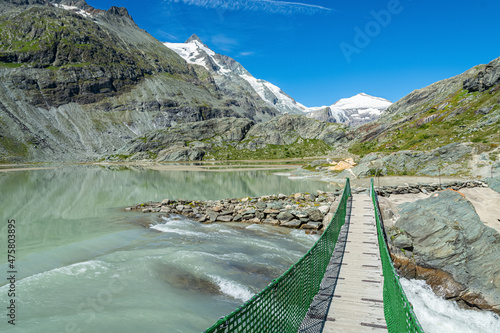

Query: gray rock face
<box><xmin>110</xmin><ymin>114</ymin><xmax>352</xmax><ymax>162</ymax></box>
<box><xmin>242</xmin><ymin>115</ymin><xmax>348</xmax><ymax>150</ymax></box>
<box><xmin>352</xmin><ymin>56</ymin><xmax>499</xmax><ymax>162</ymax></box>
<box><xmin>120</xmin><ymin>117</ymin><xmax>254</xmax><ymax>161</ymax></box>
<box><xmin>351</xmin><ymin>142</ymin><xmax>473</xmax><ymax>177</ymax></box>
<box><xmin>0</xmin><ymin>1</ymin><xmax>279</xmax><ymax>163</ymax></box>
<box><xmin>393</xmin><ymin>234</ymin><xmax>413</xmax><ymax>250</ymax></box>
<box><xmin>395</xmin><ymin>190</ymin><xmax>500</xmax><ymax>312</ymax></box>
<box><xmin>464</xmin><ymin>57</ymin><xmax>500</xmax><ymax>92</ymax></box>
<box><xmin>486</xmin><ymin>176</ymin><xmax>500</xmax><ymax>194</ymax></box>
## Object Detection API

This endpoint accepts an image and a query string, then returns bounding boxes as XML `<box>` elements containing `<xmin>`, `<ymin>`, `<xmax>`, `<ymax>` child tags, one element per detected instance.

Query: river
<box><xmin>0</xmin><ymin>165</ymin><xmax>335</xmax><ymax>332</ymax></box>
<box><xmin>1</xmin><ymin>165</ymin><xmax>499</xmax><ymax>332</ymax></box>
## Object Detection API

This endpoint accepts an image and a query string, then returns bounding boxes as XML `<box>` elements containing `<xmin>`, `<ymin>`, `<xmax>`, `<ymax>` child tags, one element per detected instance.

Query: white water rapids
<box><xmin>401</xmin><ymin>278</ymin><xmax>500</xmax><ymax>332</ymax></box>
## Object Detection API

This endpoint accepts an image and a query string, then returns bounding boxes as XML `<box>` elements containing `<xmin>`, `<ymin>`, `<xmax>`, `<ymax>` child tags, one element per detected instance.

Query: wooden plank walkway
<box><xmin>322</xmin><ymin>192</ymin><xmax>387</xmax><ymax>332</ymax></box>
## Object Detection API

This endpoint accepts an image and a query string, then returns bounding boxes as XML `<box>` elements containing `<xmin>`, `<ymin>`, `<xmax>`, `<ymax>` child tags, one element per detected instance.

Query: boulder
<box><xmin>393</xmin><ymin>234</ymin><xmax>413</xmax><ymax>250</ymax></box>
<box><xmin>302</xmin><ymin>222</ymin><xmax>322</xmax><ymax>230</ymax></box>
<box><xmin>262</xmin><ymin>218</ymin><xmax>280</xmax><ymax>225</ymax></box>
<box><xmin>206</xmin><ymin>210</ymin><xmax>219</xmax><ymax>222</ymax></box>
<box><xmin>292</xmin><ymin>211</ymin><xmax>308</xmax><ymax>219</ymax></box>
<box><xmin>322</xmin><ymin>213</ymin><xmax>334</xmax><ymax>228</ymax></box>
<box><xmin>264</xmin><ymin>208</ymin><xmax>280</xmax><ymax>214</ymax></box>
<box><xmin>216</xmin><ymin>215</ymin><xmax>233</xmax><ymax>222</ymax></box>
<box><xmin>394</xmin><ymin>190</ymin><xmax>500</xmax><ymax>313</ymax></box>
<box><xmin>307</xmin><ymin>208</ymin><xmax>323</xmax><ymax>222</ymax></box>
<box><xmin>281</xmin><ymin>219</ymin><xmax>303</xmax><ymax>228</ymax></box>
<box><xmin>318</xmin><ymin>205</ymin><xmax>330</xmax><ymax>215</ymax></box>
<box><xmin>277</xmin><ymin>211</ymin><xmax>294</xmax><ymax>222</ymax></box>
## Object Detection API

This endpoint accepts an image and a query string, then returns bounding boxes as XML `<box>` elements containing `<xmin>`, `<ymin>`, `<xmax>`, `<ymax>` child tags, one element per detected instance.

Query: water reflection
<box><xmin>0</xmin><ymin>165</ymin><xmax>336</xmax><ymax>260</ymax></box>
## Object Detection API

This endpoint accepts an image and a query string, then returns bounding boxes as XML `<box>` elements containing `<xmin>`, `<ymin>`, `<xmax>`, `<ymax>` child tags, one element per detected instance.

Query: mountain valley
<box><xmin>0</xmin><ymin>0</ymin><xmax>498</xmax><ymax>179</ymax></box>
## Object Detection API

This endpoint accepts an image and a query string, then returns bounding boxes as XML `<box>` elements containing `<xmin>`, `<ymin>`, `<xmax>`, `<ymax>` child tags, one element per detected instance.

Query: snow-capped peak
<box><xmin>163</xmin><ymin>36</ymin><xmax>390</xmax><ymax>121</ymax></box>
<box><xmin>332</xmin><ymin>93</ymin><xmax>392</xmax><ymax>110</ymax></box>
<box><xmin>163</xmin><ymin>35</ymin><xmax>307</xmax><ymax>114</ymax></box>
<box><xmin>306</xmin><ymin>93</ymin><xmax>392</xmax><ymax>127</ymax></box>
<box><xmin>164</xmin><ymin>36</ymin><xmax>216</xmax><ymax>72</ymax></box>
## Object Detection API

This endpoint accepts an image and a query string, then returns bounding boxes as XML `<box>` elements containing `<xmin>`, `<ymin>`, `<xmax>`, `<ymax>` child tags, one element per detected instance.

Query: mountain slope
<box><xmin>350</xmin><ymin>57</ymin><xmax>500</xmax><ymax>158</ymax></box>
<box><xmin>0</xmin><ymin>1</ymin><xmax>278</xmax><ymax>163</ymax></box>
<box><xmin>164</xmin><ymin>35</ymin><xmax>308</xmax><ymax>115</ymax></box>
<box><xmin>306</xmin><ymin>93</ymin><xmax>392</xmax><ymax>126</ymax></box>
<box><xmin>112</xmin><ymin>115</ymin><xmax>349</xmax><ymax>162</ymax></box>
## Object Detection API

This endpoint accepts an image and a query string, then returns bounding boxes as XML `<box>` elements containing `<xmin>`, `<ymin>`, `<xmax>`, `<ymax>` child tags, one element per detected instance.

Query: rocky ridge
<box><xmin>0</xmin><ymin>0</ymin><xmax>278</xmax><ymax>163</ymax></box>
<box><xmin>111</xmin><ymin>115</ymin><xmax>350</xmax><ymax>162</ymax></box>
<box><xmin>164</xmin><ymin>35</ymin><xmax>308</xmax><ymax>115</ymax></box>
<box><xmin>344</xmin><ymin>142</ymin><xmax>474</xmax><ymax>178</ymax></box>
<box><xmin>351</xmin><ymin>56</ymin><xmax>500</xmax><ymax>158</ymax></box>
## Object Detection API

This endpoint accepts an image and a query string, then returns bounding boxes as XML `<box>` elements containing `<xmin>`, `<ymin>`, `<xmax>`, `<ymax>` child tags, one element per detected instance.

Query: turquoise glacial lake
<box><xmin>0</xmin><ymin>166</ymin><xmax>337</xmax><ymax>332</ymax></box>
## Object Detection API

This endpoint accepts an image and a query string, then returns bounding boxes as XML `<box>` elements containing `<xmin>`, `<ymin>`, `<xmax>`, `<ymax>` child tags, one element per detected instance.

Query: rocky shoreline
<box><xmin>128</xmin><ymin>180</ymin><xmax>488</xmax><ymax>233</ymax></box>
<box><xmin>127</xmin><ymin>190</ymin><xmax>342</xmax><ymax>233</ymax></box>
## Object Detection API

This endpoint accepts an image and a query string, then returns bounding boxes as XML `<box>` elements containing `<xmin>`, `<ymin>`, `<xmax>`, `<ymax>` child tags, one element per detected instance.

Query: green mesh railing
<box><xmin>370</xmin><ymin>178</ymin><xmax>425</xmax><ymax>333</ymax></box>
<box><xmin>204</xmin><ymin>178</ymin><xmax>352</xmax><ymax>333</ymax></box>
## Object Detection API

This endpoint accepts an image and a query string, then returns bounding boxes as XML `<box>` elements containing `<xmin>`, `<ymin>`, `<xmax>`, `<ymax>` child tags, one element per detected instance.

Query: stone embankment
<box><xmin>128</xmin><ymin>190</ymin><xmax>342</xmax><ymax>233</ymax></box>
<box><xmin>374</xmin><ymin>180</ymin><xmax>487</xmax><ymax>196</ymax></box>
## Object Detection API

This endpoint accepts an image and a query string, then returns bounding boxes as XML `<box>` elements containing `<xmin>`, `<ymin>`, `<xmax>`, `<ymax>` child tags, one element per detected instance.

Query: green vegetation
<box><xmin>105</xmin><ymin>154</ymin><xmax>133</xmax><ymax>161</ymax></box>
<box><xmin>0</xmin><ymin>62</ymin><xmax>22</xmax><ymax>68</ymax></box>
<box><xmin>0</xmin><ymin>6</ymin><xmax>188</xmax><ymax>78</ymax></box>
<box><xmin>0</xmin><ymin>136</ymin><xmax>29</xmax><ymax>161</ymax></box>
<box><xmin>205</xmin><ymin>138</ymin><xmax>332</xmax><ymax>160</ymax></box>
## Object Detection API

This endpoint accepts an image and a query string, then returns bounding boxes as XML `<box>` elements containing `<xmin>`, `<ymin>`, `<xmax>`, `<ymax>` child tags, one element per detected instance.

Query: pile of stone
<box><xmin>375</xmin><ymin>180</ymin><xmax>486</xmax><ymax>197</ymax></box>
<box><xmin>127</xmin><ymin>190</ymin><xmax>342</xmax><ymax>232</ymax></box>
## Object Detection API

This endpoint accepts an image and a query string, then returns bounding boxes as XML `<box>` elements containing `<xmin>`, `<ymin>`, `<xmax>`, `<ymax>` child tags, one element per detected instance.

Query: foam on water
<box><xmin>151</xmin><ymin>217</ymin><xmax>209</xmax><ymax>237</ymax></box>
<box><xmin>289</xmin><ymin>229</ymin><xmax>320</xmax><ymax>243</ymax></box>
<box><xmin>209</xmin><ymin>275</ymin><xmax>255</xmax><ymax>302</ymax></box>
<box><xmin>401</xmin><ymin>278</ymin><xmax>500</xmax><ymax>333</ymax></box>
<box><xmin>151</xmin><ymin>224</ymin><xmax>207</xmax><ymax>237</ymax></box>
<box><xmin>0</xmin><ymin>260</ymin><xmax>109</xmax><ymax>290</ymax></box>
<box><xmin>172</xmin><ymin>250</ymin><xmax>252</xmax><ymax>264</ymax></box>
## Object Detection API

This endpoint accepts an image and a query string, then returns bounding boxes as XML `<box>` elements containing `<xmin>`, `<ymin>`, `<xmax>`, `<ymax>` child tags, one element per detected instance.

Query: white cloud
<box><xmin>211</xmin><ymin>34</ymin><xmax>239</xmax><ymax>51</ymax></box>
<box><xmin>156</xmin><ymin>30</ymin><xmax>179</xmax><ymax>41</ymax></box>
<box><xmin>238</xmin><ymin>51</ymin><xmax>255</xmax><ymax>56</ymax></box>
<box><xmin>163</xmin><ymin>0</ymin><xmax>333</xmax><ymax>15</ymax></box>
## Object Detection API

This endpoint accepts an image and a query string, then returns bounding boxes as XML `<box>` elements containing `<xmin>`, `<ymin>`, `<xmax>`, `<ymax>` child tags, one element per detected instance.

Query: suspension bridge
<box><xmin>204</xmin><ymin>178</ymin><xmax>424</xmax><ymax>333</ymax></box>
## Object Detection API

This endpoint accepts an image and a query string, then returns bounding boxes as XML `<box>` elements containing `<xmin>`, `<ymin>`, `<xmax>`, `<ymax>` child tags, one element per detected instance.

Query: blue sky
<box><xmin>87</xmin><ymin>0</ymin><xmax>500</xmax><ymax>107</ymax></box>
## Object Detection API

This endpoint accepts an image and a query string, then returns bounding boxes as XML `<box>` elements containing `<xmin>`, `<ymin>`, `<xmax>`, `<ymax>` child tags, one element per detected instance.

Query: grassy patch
<box><xmin>0</xmin><ymin>62</ymin><xmax>22</xmax><ymax>68</ymax></box>
<box><xmin>0</xmin><ymin>136</ymin><xmax>29</xmax><ymax>160</ymax></box>
<box><xmin>205</xmin><ymin>138</ymin><xmax>332</xmax><ymax>160</ymax></box>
